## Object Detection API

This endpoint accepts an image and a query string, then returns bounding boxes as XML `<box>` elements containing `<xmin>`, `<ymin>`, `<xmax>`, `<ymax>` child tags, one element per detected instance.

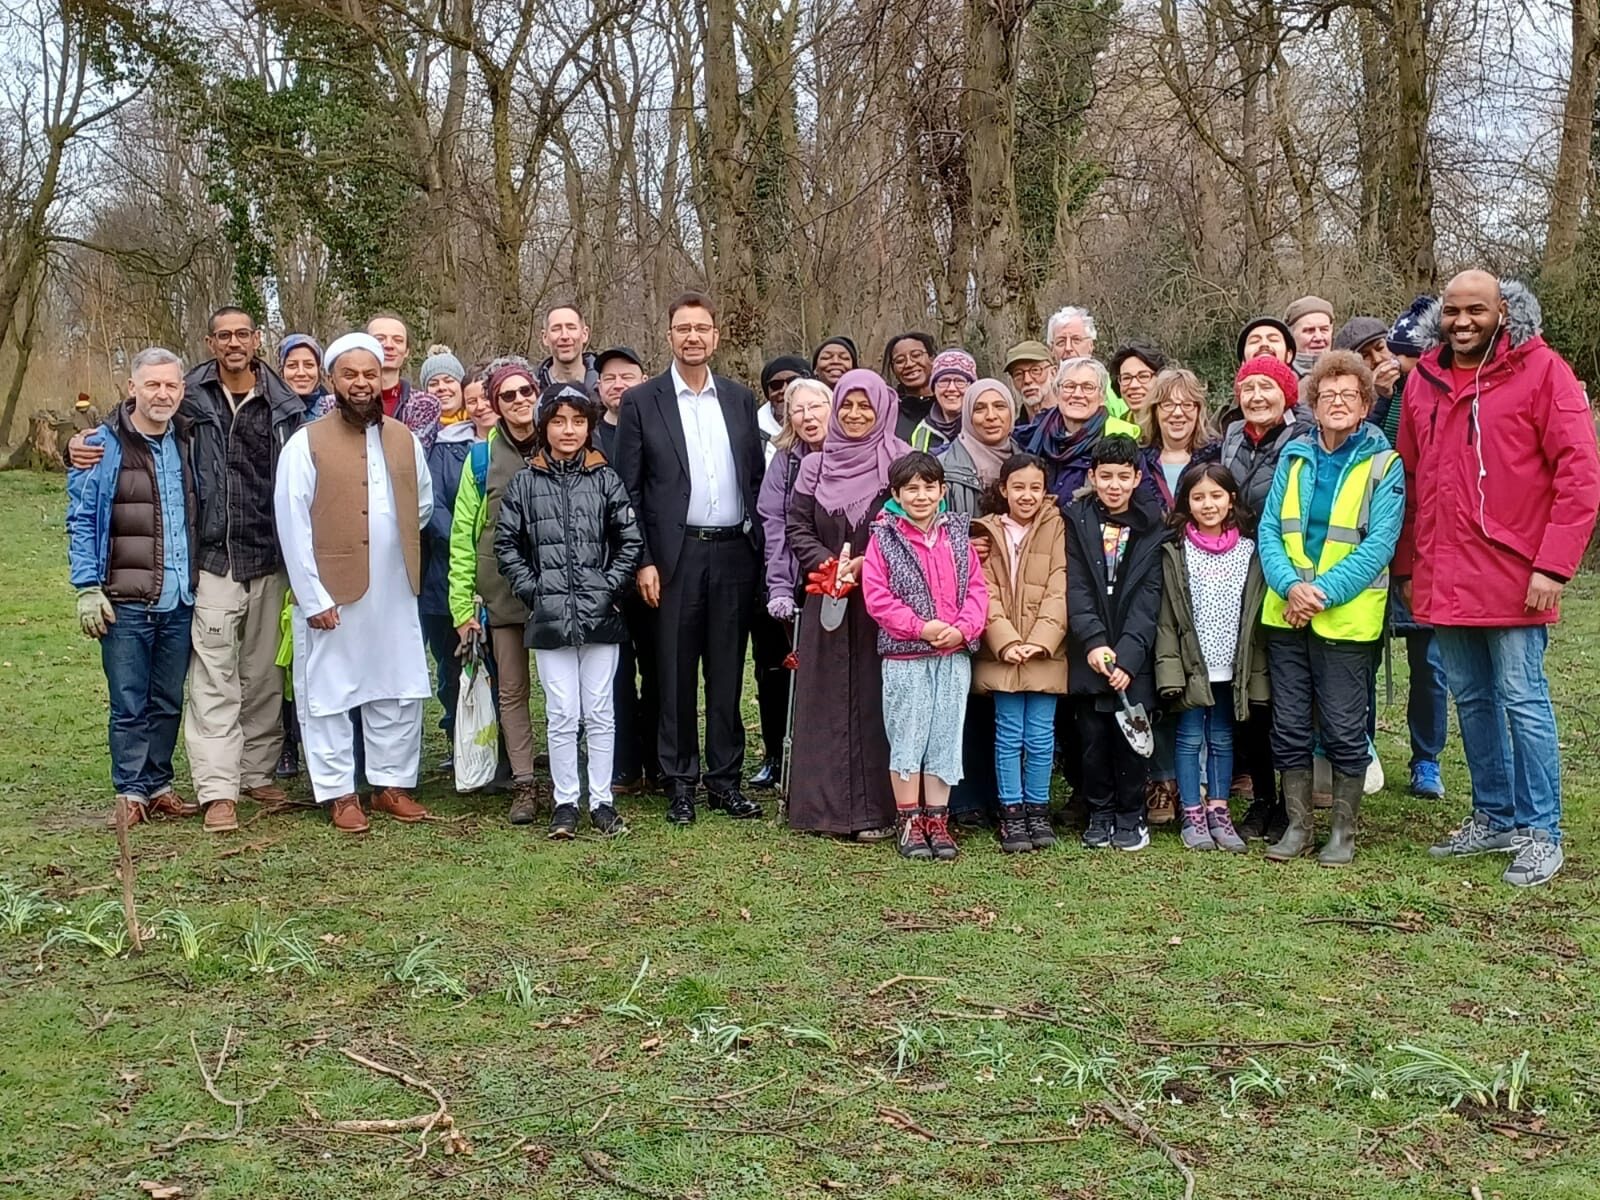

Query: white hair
<box><xmin>130</xmin><ymin>347</ymin><xmax>184</xmax><ymax>378</ymax></box>
<box><xmin>785</xmin><ymin>377</ymin><xmax>833</xmax><ymax>410</ymax></box>
<box><xmin>1054</xmin><ymin>355</ymin><xmax>1109</xmax><ymax>394</ymax></box>
<box><xmin>1045</xmin><ymin>305</ymin><xmax>1097</xmax><ymax>345</ymax></box>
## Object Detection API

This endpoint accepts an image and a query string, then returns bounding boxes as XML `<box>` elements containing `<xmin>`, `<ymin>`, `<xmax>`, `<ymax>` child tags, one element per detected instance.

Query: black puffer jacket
<box><xmin>493</xmin><ymin>449</ymin><xmax>643</xmax><ymax>649</ymax></box>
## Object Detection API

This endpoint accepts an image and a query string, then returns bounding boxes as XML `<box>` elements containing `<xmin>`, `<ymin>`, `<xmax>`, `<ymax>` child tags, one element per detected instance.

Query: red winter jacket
<box><xmin>1395</xmin><ymin>309</ymin><xmax>1600</xmax><ymax>627</ymax></box>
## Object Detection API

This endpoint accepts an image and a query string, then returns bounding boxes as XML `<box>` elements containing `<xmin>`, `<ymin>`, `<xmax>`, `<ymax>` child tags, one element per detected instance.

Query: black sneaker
<box><xmin>591</xmin><ymin>803</ymin><xmax>628</xmax><ymax>837</ymax></box>
<box><xmin>1112</xmin><ymin>818</ymin><xmax>1150</xmax><ymax>852</ymax></box>
<box><xmin>707</xmin><ymin>788</ymin><xmax>762</xmax><ymax>819</ymax></box>
<box><xmin>1081</xmin><ymin>812</ymin><xmax>1114</xmax><ymax>849</ymax></box>
<box><xmin>275</xmin><ymin>746</ymin><xmax>299</xmax><ymax>778</ymax></box>
<box><xmin>548</xmin><ymin>804</ymin><xmax>579</xmax><ymax>840</ymax></box>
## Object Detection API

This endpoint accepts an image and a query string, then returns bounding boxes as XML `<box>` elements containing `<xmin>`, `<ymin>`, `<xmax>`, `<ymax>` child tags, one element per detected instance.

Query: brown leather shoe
<box><xmin>1145</xmin><ymin>778</ymin><xmax>1178</xmax><ymax>826</ymax></box>
<box><xmin>203</xmin><ymin>799</ymin><xmax>240</xmax><ymax>833</ymax></box>
<box><xmin>329</xmin><ymin>794</ymin><xmax>369</xmax><ymax>833</ymax></box>
<box><xmin>244</xmin><ymin>784</ymin><xmax>288</xmax><ymax>804</ymax></box>
<box><xmin>110</xmin><ymin>796</ymin><xmax>146</xmax><ymax>828</ymax></box>
<box><xmin>147</xmin><ymin>789</ymin><xmax>200</xmax><ymax>819</ymax></box>
<box><xmin>371</xmin><ymin>787</ymin><xmax>429</xmax><ymax>822</ymax></box>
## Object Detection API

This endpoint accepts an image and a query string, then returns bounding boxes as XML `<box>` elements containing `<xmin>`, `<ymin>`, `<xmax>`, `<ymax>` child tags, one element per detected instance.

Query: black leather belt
<box><xmin>685</xmin><ymin>525</ymin><xmax>743</xmax><ymax>542</ymax></box>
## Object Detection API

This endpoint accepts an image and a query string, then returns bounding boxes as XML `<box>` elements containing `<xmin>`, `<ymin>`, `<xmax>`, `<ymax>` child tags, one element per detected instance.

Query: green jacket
<box><xmin>446</xmin><ymin>425</ymin><xmax>532</xmax><ymax>629</ymax></box>
<box><xmin>1154</xmin><ymin>538</ymin><xmax>1269</xmax><ymax>722</ymax></box>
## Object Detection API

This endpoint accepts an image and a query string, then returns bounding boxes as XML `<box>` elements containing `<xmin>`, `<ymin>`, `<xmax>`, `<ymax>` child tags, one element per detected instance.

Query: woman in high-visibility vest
<box><xmin>1257</xmin><ymin>350</ymin><xmax>1405</xmax><ymax>866</ymax></box>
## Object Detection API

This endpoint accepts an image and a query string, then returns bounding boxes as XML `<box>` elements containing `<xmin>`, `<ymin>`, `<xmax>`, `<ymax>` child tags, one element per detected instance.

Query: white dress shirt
<box><xmin>672</xmin><ymin>363</ymin><xmax>743</xmax><ymax>527</ymax></box>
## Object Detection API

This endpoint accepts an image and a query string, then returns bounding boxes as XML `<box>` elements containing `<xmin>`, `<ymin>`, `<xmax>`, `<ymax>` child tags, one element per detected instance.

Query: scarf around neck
<box><xmin>1186</xmin><ymin>524</ymin><xmax>1241</xmax><ymax>554</ymax></box>
<box><xmin>794</xmin><ymin>368</ymin><xmax>910</xmax><ymax>525</ymax></box>
<box><xmin>957</xmin><ymin>378</ymin><xmax>1017</xmax><ymax>487</ymax></box>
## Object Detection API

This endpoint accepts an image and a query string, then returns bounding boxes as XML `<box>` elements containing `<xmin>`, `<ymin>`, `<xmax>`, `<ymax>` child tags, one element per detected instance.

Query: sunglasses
<box><xmin>497</xmin><ymin>383</ymin><xmax>536</xmax><ymax>404</ymax></box>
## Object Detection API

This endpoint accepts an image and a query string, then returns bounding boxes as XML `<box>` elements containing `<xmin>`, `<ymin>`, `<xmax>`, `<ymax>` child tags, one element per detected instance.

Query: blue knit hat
<box><xmin>1386</xmin><ymin>295</ymin><xmax>1434</xmax><ymax>357</ymax></box>
<box><xmin>278</xmin><ymin>333</ymin><xmax>323</xmax><ymax>367</ymax></box>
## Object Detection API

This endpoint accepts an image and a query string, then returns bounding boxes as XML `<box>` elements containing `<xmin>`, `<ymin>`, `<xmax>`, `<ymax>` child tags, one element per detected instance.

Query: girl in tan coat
<box><xmin>974</xmin><ymin>454</ymin><xmax>1069</xmax><ymax>853</ymax></box>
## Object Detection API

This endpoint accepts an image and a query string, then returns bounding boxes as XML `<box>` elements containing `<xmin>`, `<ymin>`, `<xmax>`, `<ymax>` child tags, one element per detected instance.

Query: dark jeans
<box><xmin>1266</xmin><ymin>628</ymin><xmax>1375</xmax><ymax>777</ymax></box>
<box><xmin>749</xmin><ymin>608</ymin><xmax>791</xmax><ymax>766</ymax></box>
<box><xmin>613</xmin><ymin>593</ymin><xmax>661</xmax><ymax>784</ymax></box>
<box><xmin>1405</xmin><ymin>631</ymin><xmax>1448</xmax><ymax>766</ymax></box>
<box><xmin>102</xmin><ymin>602</ymin><xmax>191</xmax><ymax>798</ymax></box>
<box><xmin>420</xmin><ymin>611</ymin><xmax>461</xmax><ymax>740</ymax></box>
<box><xmin>657</xmin><ymin>536</ymin><xmax>758</xmax><ymax>791</ymax></box>
<box><xmin>1237</xmin><ymin>704</ymin><xmax>1279</xmax><ymax>806</ymax></box>
<box><xmin>1078</xmin><ymin>706</ymin><xmax>1149</xmax><ymax>826</ymax></box>
<box><xmin>950</xmin><ymin>692</ymin><xmax>998</xmax><ymax>820</ymax></box>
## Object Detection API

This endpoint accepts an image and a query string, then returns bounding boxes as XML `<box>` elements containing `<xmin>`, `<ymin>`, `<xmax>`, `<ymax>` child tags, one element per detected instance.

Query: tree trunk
<box><xmin>1547</xmin><ymin>0</ymin><xmax>1600</xmax><ymax>267</ymax></box>
<box><xmin>701</xmin><ymin>0</ymin><xmax>763</xmax><ymax>377</ymax></box>
<box><xmin>1385</xmin><ymin>0</ymin><xmax>1438</xmax><ymax>293</ymax></box>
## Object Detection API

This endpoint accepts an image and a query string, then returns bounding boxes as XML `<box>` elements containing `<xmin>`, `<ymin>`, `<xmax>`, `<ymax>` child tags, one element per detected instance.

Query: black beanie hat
<box><xmin>760</xmin><ymin>354</ymin><xmax>812</xmax><ymax>393</ymax></box>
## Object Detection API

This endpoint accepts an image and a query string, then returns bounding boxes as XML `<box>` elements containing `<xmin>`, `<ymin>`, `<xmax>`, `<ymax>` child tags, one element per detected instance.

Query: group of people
<box><xmin>64</xmin><ymin>270</ymin><xmax>1598</xmax><ymax>887</ymax></box>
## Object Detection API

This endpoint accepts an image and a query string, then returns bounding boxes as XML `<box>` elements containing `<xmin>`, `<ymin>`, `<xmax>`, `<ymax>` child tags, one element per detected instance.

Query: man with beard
<box><xmin>274</xmin><ymin>333</ymin><xmax>434</xmax><ymax>833</ymax></box>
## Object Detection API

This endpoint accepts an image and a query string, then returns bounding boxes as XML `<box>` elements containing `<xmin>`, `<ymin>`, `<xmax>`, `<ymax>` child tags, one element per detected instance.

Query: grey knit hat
<box><xmin>419</xmin><ymin>350</ymin><xmax>465</xmax><ymax>390</ymax></box>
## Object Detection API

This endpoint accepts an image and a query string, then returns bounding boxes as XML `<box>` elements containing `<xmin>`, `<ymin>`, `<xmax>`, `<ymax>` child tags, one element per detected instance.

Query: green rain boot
<box><xmin>1265</xmin><ymin>768</ymin><xmax>1315</xmax><ymax>862</ymax></box>
<box><xmin>1318</xmin><ymin>770</ymin><xmax>1363</xmax><ymax>867</ymax></box>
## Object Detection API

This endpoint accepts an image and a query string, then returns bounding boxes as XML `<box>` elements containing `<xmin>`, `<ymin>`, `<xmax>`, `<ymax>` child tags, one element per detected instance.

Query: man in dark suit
<box><xmin>615</xmin><ymin>292</ymin><xmax>766</xmax><ymax>824</ymax></box>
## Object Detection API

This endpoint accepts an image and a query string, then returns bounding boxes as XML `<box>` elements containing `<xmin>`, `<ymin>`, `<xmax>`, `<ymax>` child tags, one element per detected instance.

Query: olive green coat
<box><xmin>1154</xmin><ymin>538</ymin><xmax>1270</xmax><ymax>722</ymax></box>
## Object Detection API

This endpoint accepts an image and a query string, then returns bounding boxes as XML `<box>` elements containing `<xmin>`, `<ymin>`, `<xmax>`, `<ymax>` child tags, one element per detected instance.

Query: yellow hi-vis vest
<box><xmin>1261</xmin><ymin>449</ymin><xmax>1398</xmax><ymax>642</ymax></box>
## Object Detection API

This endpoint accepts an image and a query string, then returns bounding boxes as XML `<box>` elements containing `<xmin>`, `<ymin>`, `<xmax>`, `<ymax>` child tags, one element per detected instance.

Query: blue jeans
<box><xmin>993</xmin><ymin>692</ymin><xmax>1057</xmax><ymax>806</ymax></box>
<box><xmin>1406</xmin><ymin>631</ymin><xmax>1448</xmax><ymax>766</ymax></box>
<box><xmin>101</xmin><ymin>602</ymin><xmax>192</xmax><ymax>799</ymax></box>
<box><xmin>1174</xmin><ymin>683</ymin><xmax>1233</xmax><ymax>810</ymax></box>
<box><xmin>1433</xmin><ymin>626</ymin><xmax>1561</xmax><ymax>839</ymax></box>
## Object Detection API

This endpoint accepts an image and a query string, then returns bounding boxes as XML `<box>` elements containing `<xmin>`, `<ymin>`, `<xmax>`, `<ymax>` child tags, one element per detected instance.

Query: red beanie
<box><xmin>487</xmin><ymin>363</ymin><xmax>535</xmax><ymax>413</ymax></box>
<box><xmin>1234</xmin><ymin>356</ymin><xmax>1301</xmax><ymax>407</ymax></box>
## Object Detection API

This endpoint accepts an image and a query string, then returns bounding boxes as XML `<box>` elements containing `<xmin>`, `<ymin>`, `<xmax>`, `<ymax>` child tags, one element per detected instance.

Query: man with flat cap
<box><xmin>275</xmin><ymin>332</ymin><xmax>435</xmax><ymax>833</ymax></box>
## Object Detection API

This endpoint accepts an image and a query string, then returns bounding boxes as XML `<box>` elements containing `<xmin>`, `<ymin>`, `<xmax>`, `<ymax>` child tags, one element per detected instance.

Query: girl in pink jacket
<box><xmin>862</xmin><ymin>451</ymin><xmax>989</xmax><ymax>861</ymax></box>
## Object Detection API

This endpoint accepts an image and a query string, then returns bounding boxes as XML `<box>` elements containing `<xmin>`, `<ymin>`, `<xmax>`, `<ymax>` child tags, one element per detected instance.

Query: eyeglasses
<box><xmin>1119</xmin><ymin>370</ymin><xmax>1155</xmax><ymax>387</ymax></box>
<box><xmin>1156</xmin><ymin>399</ymin><xmax>1200</xmax><ymax>413</ymax></box>
<box><xmin>670</xmin><ymin>323</ymin><xmax>715</xmax><ymax>336</ymax></box>
<box><xmin>1317</xmin><ymin>390</ymin><xmax>1363</xmax><ymax>406</ymax></box>
<box><xmin>1013</xmin><ymin>364</ymin><xmax>1051</xmax><ymax>382</ymax></box>
<box><xmin>1054</xmin><ymin>334</ymin><xmax>1092</xmax><ymax>350</ymax></box>
<box><xmin>497</xmin><ymin>383</ymin><xmax>537</xmax><ymax>404</ymax></box>
<box><xmin>210</xmin><ymin>329</ymin><xmax>256</xmax><ymax>343</ymax></box>
<box><xmin>1058</xmin><ymin>382</ymin><xmax>1100</xmax><ymax>395</ymax></box>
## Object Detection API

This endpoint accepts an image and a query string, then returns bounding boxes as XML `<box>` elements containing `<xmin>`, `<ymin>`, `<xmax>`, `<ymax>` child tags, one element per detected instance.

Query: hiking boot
<box><xmin>1409</xmin><ymin>761</ymin><xmax>1445</xmax><ymax>799</ymax></box>
<box><xmin>591</xmin><ymin>804</ymin><xmax>628</xmax><ymax>837</ymax></box>
<box><xmin>372</xmin><ymin>788</ymin><xmax>429</xmax><ymax>822</ymax></box>
<box><xmin>1206</xmin><ymin>804</ymin><xmax>1247</xmax><ymax>853</ymax></box>
<box><xmin>1502</xmin><ymin>830</ymin><xmax>1564</xmax><ymax>887</ymax></box>
<box><xmin>897</xmin><ymin>810</ymin><xmax>932</xmax><ymax>860</ymax></box>
<box><xmin>508</xmin><ymin>779</ymin><xmax>542</xmax><ymax>825</ymax></box>
<box><xmin>329</xmin><ymin>794</ymin><xmax>368</xmax><ymax>833</ymax></box>
<box><xmin>1236</xmin><ymin>798</ymin><xmax>1273</xmax><ymax>841</ymax></box>
<box><xmin>1317</xmin><ymin>771</ymin><xmax>1363</xmax><ymax>867</ymax></box>
<box><xmin>547</xmin><ymin>803</ymin><xmax>579</xmax><ymax>840</ymax></box>
<box><xmin>275</xmin><ymin>745</ymin><xmax>299</xmax><ymax>778</ymax></box>
<box><xmin>1265</xmin><ymin>769</ymin><xmax>1315</xmax><ymax>861</ymax></box>
<box><xmin>1024</xmin><ymin>803</ymin><xmax>1056</xmax><ymax>849</ymax></box>
<box><xmin>923</xmin><ymin>808</ymin><xmax>959</xmax><ymax>860</ymax></box>
<box><xmin>203</xmin><ymin>799</ymin><xmax>239</xmax><ymax>833</ymax></box>
<box><xmin>666</xmin><ymin>783</ymin><xmax>696</xmax><ymax>825</ymax></box>
<box><xmin>244</xmin><ymin>784</ymin><xmax>288</xmax><ymax>804</ymax></box>
<box><xmin>1230</xmin><ymin>772</ymin><xmax>1254</xmax><ymax>801</ymax></box>
<box><xmin>1081</xmin><ymin>812</ymin><xmax>1114</xmax><ymax>850</ymax></box>
<box><xmin>998</xmin><ymin>804</ymin><xmax>1033</xmax><ymax>853</ymax></box>
<box><xmin>747</xmin><ymin>756</ymin><xmax>780</xmax><ymax>789</ymax></box>
<box><xmin>147</xmin><ymin>789</ymin><xmax>199</xmax><ymax>819</ymax></box>
<box><xmin>1145</xmin><ymin>778</ymin><xmax>1178</xmax><ymax>826</ymax></box>
<box><xmin>1429</xmin><ymin>812</ymin><xmax>1517</xmax><ymax>858</ymax></box>
<box><xmin>1112</xmin><ymin>816</ymin><xmax>1150</xmax><ymax>852</ymax></box>
<box><xmin>1179</xmin><ymin>806</ymin><xmax>1215</xmax><ymax>851</ymax></box>
<box><xmin>707</xmin><ymin>787</ymin><xmax>762</xmax><ymax>819</ymax></box>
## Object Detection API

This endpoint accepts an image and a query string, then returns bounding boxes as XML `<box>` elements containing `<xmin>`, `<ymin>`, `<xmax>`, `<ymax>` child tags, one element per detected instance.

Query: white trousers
<box><xmin>301</xmin><ymin>698</ymin><xmax>423</xmax><ymax>803</ymax></box>
<box><xmin>534</xmin><ymin>644</ymin><xmax>619</xmax><ymax>811</ymax></box>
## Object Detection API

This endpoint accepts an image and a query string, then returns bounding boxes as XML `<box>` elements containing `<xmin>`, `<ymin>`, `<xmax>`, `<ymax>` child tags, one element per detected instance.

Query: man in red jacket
<box><xmin>1396</xmin><ymin>270</ymin><xmax>1600</xmax><ymax>886</ymax></box>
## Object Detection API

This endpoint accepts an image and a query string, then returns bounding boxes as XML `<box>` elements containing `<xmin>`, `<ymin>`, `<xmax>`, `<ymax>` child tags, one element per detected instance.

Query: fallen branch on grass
<box><xmin>1301</xmin><ymin>916</ymin><xmax>1425</xmax><ymax>933</ymax></box>
<box><xmin>151</xmin><ymin>1028</ymin><xmax>278</xmax><ymax>1153</ymax></box>
<box><xmin>876</xmin><ymin>1104</ymin><xmax>1082</xmax><ymax>1148</ymax></box>
<box><xmin>1133</xmin><ymin>1037</ymin><xmax>1332</xmax><ymax>1051</ymax></box>
<box><xmin>579</xmin><ymin>1149</ymin><xmax>679</xmax><ymax>1199</ymax></box>
<box><xmin>336</xmin><ymin>1047</ymin><xmax>469</xmax><ymax>1157</ymax></box>
<box><xmin>114</xmin><ymin>798</ymin><xmax>143</xmax><ymax>955</ymax></box>
<box><xmin>867</xmin><ymin>974</ymin><xmax>949</xmax><ymax>997</ymax></box>
<box><xmin>1095</xmin><ymin>1092</ymin><xmax>1195</xmax><ymax>1200</ymax></box>
<box><xmin>667</xmin><ymin>1075</ymin><xmax>785</xmax><ymax>1105</ymax></box>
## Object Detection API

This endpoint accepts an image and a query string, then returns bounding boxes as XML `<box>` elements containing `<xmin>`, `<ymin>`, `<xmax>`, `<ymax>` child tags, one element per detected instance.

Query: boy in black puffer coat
<box><xmin>493</xmin><ymin>384</ymin><xmax>644</xmax><ymax>838</ymax></box>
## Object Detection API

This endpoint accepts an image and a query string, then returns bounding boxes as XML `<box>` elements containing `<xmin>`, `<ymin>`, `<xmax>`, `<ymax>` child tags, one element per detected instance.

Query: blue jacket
<box><xmin>66</xmin><ymin>411</ymin><xmax>202</xmax><ymax>593</ymax></box>
<box><xmin>421</xmin><ymin>421</ymin><xmax>478</xmax><ymax>616</ymax></box>
<box><xmin>1258</xmin><ymin>423</ymin><xmax>1403</xmax><ymax>610</ymax></box>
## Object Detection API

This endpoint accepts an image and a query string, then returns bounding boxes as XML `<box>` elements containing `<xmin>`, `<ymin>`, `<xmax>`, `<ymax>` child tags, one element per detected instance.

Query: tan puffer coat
<box><xmin>972</xmin><ymin>499</ymin><xmax>1069</xmax><ymax>694</ymax></box>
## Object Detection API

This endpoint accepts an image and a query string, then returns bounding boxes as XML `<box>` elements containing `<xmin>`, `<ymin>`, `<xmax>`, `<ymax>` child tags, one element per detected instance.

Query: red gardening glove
<box><xmin>805</xmin><ymin>557</ymin><xmax>840</xmax><ymax>596</ymax></box>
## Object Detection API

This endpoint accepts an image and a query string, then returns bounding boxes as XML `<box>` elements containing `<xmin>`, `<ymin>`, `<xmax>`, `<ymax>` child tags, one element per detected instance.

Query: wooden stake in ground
<box><xmin>114</xmin><ymin>797</ymin><xmax>143</xmax><ymax>955</ymax></box>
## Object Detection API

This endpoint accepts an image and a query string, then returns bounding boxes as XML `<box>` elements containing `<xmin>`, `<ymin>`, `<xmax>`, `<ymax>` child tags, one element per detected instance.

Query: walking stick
<box><xmin>780</xmin><ymin>606</ymin><xmax>801</xmax><ymax>814</ymax></box>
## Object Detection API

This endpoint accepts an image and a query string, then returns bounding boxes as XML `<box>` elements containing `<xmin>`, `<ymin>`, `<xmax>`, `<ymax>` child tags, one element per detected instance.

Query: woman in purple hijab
<box><xmin>784</xmin><ymin>369</ymin><xmax>908</xmax><ymax>840</ymax></box>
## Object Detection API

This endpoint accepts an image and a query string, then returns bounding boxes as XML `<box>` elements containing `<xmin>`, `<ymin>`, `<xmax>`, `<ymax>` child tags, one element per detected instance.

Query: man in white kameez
<box><xmin>274</xmin><ymin>332</ymin><xmax>435</xmax><ymax>833</ymax></box>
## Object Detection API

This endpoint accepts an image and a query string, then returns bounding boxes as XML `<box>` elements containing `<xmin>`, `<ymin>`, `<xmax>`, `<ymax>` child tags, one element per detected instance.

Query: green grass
<box><xmin>1</xmin><ymin>468</ymin><xmax>1597</xmax><ymax>1198</ymax></box>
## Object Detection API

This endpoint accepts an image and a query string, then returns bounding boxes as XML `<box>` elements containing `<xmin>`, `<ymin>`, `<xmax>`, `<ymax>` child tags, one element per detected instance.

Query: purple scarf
<box><xmin>794</xmin><ymin>368</ymin><xmax>910</xmax><ymax>525</ymax></box>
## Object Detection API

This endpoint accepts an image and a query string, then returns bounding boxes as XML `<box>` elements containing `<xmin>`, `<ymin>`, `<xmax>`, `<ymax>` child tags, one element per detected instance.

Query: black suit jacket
<box><xmin>614</xmin><ymin>368</ymin><xmax>766</xmax><ymax>584</ymax></box>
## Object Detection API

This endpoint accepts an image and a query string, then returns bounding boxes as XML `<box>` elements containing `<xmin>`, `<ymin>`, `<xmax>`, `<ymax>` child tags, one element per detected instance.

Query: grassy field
<box><xmin>1</xmin><ymin>467</ymin><xmax>1597</xmax><ymax>1200</ymax></box>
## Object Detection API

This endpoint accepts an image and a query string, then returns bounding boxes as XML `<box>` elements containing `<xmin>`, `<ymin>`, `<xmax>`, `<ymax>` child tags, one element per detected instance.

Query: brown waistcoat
<box><xmin>305</xmin><ymin>414</ymin><xmax>421</xmax><ymax>604</ymax></box>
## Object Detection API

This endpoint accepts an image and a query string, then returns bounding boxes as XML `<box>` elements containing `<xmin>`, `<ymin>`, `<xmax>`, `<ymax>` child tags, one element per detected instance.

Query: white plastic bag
<box><xmin>453</xmin><ymin>647</ymin><xmax>499</xmax><ymax>792</ymax></box>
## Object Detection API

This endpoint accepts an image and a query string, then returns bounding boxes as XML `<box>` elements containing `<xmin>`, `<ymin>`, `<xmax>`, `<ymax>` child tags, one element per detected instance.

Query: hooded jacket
<box><xmin>492</xmin><ymin>448</ymin><xmax>643</xmax><ymax>649</ymax></box>
<box><xmin>421</xmin><ymin>420</ymin><xmax>479</xmax><ymax>617</ymax></box>
<box><xmin>1218</xmin><ymin>406</ymin><xmax>1313</xmax><ymax>527</ymax></box>
<box><xmin>1394</xmin><ymin>281</ymin><xmax>1600</xmax><ymax>626</ymax></box>
<box><xmin>757</xmin><ymin>442</ymin><xmax>810</xmax><ymax>604</ymax></box>
<box><xmin>1155</xmin><ymin>538</ymin><xmax>1269</xmax><ymax>721</ymax></box>
<box><xmin>182</xmin><ymin>357</ymin><xmax>303</xmax><ymax>582</ymax></box>
<box><xmin>972</xmin><ymin>500</ymin><xmax>1069</xmax><ymax>694</ymax></box>
<box><xmin>1064</xmin><ymin>489</ymin><xmax>1168</xmax><ymax>710</ymax></box>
